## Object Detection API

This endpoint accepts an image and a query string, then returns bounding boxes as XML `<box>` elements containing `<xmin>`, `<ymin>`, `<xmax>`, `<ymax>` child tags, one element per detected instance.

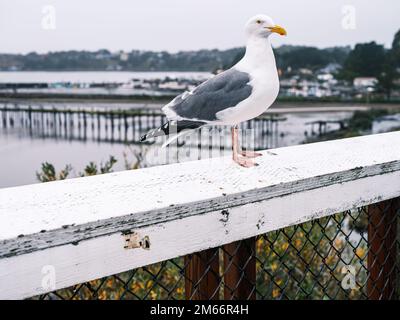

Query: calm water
<box><xmin>0</xmin><ymin>71</ymin><xmax>211</xmax><ymax>83</ymax></box>
<box><xmin>0</xmin><ymin>71</ymin><xmax>212</xmax><ymax>96</ymax></box>
<box><xmin>0</xmin><ymin>101</ymin><xmax>363</xmax><ymax>189</ymax></box>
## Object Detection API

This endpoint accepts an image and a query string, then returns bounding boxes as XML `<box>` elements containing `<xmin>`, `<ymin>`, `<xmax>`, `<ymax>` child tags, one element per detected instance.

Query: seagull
<box><xmin>140</xmin><ymin>14</ymin><xmax>286</xmax><ymax>167</ymax></box>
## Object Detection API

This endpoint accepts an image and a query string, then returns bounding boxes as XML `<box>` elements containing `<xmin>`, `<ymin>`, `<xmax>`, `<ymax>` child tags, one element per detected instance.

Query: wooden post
<box><xmin>64</xmin><ymin>111</ymin><xmax>68</xmax><ymax>138</ymax></box>
<box><xmin>83</xmin><ymin>110</ymin><xmax>87</xmax><ymax>140</ymax></box>
<box><xmin>367</xmin><ymin>198</ymin><xmax>399</xmax><ymax>300</ymax></box>
<box><xmin>223</xmin><ymin>238</ymin><xmax>256</xmax><ymax>300</ymax></box>
<box><xmin>28</xmin><ymin>106</ymin><xmax>32</xmax><ymax>134</ymax></box>
<box><xmin>185</xmin><ymin>248</ymin><xmax>220</xmax><ymax>300</ymax></box>
<box><xmin>110</xmin><ymin>112</ymin><xmax>114</xmax><ymax>142</ymax></box>
<box><xmin>124</xmin><ymin>112</ymin><xmax>128</xmax><ymax>142</ymax></box>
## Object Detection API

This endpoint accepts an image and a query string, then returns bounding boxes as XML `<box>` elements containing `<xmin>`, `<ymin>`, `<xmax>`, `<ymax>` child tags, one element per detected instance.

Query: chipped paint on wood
<box><xmin>123</xmin><ymin>231</ymin><xmax>150</xmax><ymax>250</ymax></box>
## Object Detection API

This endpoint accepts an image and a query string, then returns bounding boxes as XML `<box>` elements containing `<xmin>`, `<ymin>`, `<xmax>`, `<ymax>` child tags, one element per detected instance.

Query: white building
<box><xmin>353</xmin><ymin>77</ymin><xmax>378</xmax><ymax>89</ymax></box>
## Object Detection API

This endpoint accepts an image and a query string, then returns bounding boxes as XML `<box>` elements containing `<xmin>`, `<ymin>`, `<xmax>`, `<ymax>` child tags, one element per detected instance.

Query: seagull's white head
<box><xmin>245</xmin><ymin>14</ymin><xmax>287</xmax><ymax>39</ymax></box>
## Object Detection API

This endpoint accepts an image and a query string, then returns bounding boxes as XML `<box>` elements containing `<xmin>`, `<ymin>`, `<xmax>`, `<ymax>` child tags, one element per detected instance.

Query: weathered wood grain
<box><xmin>0</xmin><ymin>131</ymin><xmax>399</xmax><ymax>299</ymax></box>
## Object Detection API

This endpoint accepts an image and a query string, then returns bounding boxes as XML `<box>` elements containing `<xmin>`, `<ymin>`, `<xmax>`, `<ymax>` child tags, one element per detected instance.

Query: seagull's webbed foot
<box><xmin>233</xmin><ymin>154</ymin><xmax>259</xmax><ymax>168</ymax></box>
<box><xmin>231</xmin><ymin>125</ymin><xmax>260</xmax><ymax>167</ymax></box>
<box><xmin>241</xmin><ymin>150</ymin><xmax>263</xmax><ymax>158</ymax></box>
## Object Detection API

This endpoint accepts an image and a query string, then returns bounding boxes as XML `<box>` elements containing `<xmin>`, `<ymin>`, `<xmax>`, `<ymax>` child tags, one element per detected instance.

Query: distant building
<box><xmin>317</xmin><ymin>73</ymin><xmax>334</xmax><ymax>82</ymax></box>
<box><xmin>319</xmin><ymin>63</ymin><xmax>341</xmax><ymax>74</ymax></box>
<box><xmin>158</xmin><ymin>81</ymin><xmax>187</xmax><ymax>91</ymax></box>
<box><xmin>120</xmin><ymin>52</ymin><xmax>129</xmax><ymax>61</ymax></box>
<box><xmin>106</xmin><ymin>65</ymin><xmax>123</xmax><ymax>71</ymax></box>
<box><xmin>353</xmin><ymin>77</ymin><xmax>378</xmax><ymax>89</ymax></box>
<box><xmin>298</xmin><ymin>68</ymin><xmax>313</xmax><ymax>75</ymax></box>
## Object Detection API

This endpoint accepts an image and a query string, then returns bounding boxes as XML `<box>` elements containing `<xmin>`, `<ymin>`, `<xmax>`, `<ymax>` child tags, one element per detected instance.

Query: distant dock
<box><xmin>0</xmin><ymin>104</ymin><xmax>285</xmax><ymax>149</ymax></box>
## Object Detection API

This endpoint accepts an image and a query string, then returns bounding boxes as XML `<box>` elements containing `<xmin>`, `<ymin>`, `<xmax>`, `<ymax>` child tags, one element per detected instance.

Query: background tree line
<box><xmin>1</xmin><ymin>29</ymin><xmax>399</xmax><ymax>96</ymax></box>
<box><xmin>338</xmin><ymin>30</ymin><xmax>400</xmax><ymax>98</ymax></box>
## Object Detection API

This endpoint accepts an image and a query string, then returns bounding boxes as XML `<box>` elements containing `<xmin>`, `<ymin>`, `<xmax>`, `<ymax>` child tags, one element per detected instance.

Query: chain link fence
<box><xmin>36</xmin><ymin>198</ymin><xmax>399</xmax><ymax>300</ymax></box>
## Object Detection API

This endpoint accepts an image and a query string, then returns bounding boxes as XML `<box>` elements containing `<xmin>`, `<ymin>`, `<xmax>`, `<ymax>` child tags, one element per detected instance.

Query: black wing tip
<box><xmin>140</xmin><ymin>120</ymin><xmax>205</xmax><ymax>143</ymax></box>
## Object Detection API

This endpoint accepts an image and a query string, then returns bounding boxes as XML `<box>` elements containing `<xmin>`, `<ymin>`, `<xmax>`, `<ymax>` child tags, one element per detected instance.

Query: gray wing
<box><xmin>164</xmin><ymin>68</ymin><xmax>252</xmax><ymax>122</ymax></box>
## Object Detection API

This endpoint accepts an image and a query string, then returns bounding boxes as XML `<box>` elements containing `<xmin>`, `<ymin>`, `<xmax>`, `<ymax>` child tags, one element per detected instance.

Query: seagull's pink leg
<box><xmin>231</xmin><ymin>126</ymin><xmax>258</xmax><ymax>168</ymax></box>
<box><xmin>231</xmin><ymin>126</ymin><xmax>239</xmax><ymax>157</ymax></box>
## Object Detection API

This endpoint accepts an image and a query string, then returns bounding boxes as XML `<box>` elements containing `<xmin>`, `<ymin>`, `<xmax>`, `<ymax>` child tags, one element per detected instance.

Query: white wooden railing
<box><xmin>0</xmin><ymin>131</ymin><xmax>400</xmax><ymax>299</ymax></box>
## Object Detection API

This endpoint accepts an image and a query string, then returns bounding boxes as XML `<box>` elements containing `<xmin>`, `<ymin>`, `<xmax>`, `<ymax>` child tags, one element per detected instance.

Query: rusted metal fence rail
<box><xmin>0</xmin><ymin>131</ymin><xmax>399</xmax><ymax>299</ymax></box>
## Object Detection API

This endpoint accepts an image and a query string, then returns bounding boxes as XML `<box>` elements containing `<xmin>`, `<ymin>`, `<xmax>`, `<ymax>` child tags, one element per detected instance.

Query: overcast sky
<box><xmin>1</xmin><ymin>0</ymin><xmax>399</xmax><ymax>54</ymax></box>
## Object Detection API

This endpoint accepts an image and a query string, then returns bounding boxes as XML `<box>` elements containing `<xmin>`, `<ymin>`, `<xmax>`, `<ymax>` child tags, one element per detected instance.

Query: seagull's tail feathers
<box><xmin>140</xmin><ymin>120</ymin><xmax>206</xmax><ymax>147</ymax></box>
<box><xmin>161</xmin><ymin>130</ymin><xmax>189</xmax><ymax>148</ymax></box>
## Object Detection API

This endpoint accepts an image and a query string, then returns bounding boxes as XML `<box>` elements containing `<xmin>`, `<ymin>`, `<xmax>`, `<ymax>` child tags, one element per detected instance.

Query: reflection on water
<box><xmin>0</xmin><ymin>136</ymin><xmax>131</xmax><ymax>189</ymax></box>
<box><xmin>372</xmin><ymin>113</ymin><xmax>400</xmax><ymax>134</ymax></box>
<box><xmin>0</xmin><ymin>104</ymin><xmax>284</xmax><ymax>148</ymax></box>
<box><xmin>2</xmin><ymin>102</ymin><xmax>395</xmax><ymax>189</ymax></box>
<box><xmin>0</xmin><ymin>71</ymin><xmax>211</xmax><ymax>83</ymax></box>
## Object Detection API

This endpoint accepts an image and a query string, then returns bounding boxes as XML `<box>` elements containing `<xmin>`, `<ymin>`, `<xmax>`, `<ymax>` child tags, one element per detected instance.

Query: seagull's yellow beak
<box><xmin>267</xmin><ymin>25</ymin><xmax>287</xmax><ymax>36</ymax></box>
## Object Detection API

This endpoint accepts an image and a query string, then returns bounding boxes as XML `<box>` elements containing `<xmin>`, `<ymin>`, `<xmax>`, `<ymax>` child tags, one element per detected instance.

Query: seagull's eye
<box><xmin>256</xmin><ymin>20</ymin><xmax>262</xmax><ymax>24</ymax></box>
